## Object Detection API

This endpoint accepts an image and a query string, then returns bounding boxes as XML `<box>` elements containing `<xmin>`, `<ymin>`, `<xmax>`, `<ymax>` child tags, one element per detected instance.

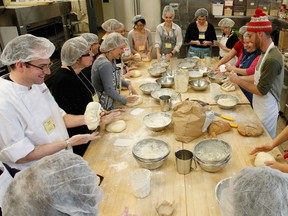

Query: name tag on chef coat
<box><xmin>199</xmin><ymin>32</ymin><xmax>205</xmax><ymax>40</ymax></box>
<box><xmin>44</xmin><ymin>117</ymin><xmax>56</xmax><ymax>135</ymax></box>
<box><xmin>138</xmin><ymin>45</ymin><xmax>145</xmax><ymax>51</ymax></box>
<box><xmin>165</xmin><ymin>43</ymin><xmax>172</xmax><ymax>49</ymax></box>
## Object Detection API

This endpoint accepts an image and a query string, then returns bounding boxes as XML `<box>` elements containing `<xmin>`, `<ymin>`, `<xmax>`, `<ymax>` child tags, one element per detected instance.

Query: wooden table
<box><xmin>84</xmin><ymin>59</ymin><xmax>282</xmax><ymax>216</ymax></box>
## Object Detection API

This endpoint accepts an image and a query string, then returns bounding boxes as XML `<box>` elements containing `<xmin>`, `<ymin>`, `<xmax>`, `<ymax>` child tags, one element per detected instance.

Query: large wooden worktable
<box><xmin>84</xmin><ymin>58</ymin><xmax>282</xmax><ymax>216</ymax></box>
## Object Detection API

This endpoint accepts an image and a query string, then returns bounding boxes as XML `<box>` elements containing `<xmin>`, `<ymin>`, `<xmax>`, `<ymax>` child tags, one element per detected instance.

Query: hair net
<box><xmin>101</xmin><ymin>19</ymin><xmax>122</xmax><ymax>33</ymax></box>
<box><xmin>218</xmin><ymin>18</ymin><xmax>235</xmax><ymax>28</ymax></box>
<box><xmin>195</xmin><ymin>8</ymin><xmax>208</xmax><ymax>18</ymax></box>
<box><xmin>220</xmin><ymin>166</ymin><xmax>288</xmax><ymax>216</ymax></box>
<box><xmin>81</xmin><ymin>33</ymin><xmax>99</xmax><ymax>46</ymax></box>
<box><xmin>2</xmin><ymin>151</ymin><xmax>103</xmax><ymax>216</ymax></box>
<box><xmin>100</xmin><ymin>32</ymin><xmax>129</xmax><ymax>53</ymax></box>
<box><xmin>239</xmin><ymin>25</ymin><xmax>247</xmax><ymax>35</ymax></box>
<box><xmin>61</xmin><ymin>37</ymin><xmax>89</xmax><ymax>66</ymax></box>
<box><xmin>162</xmin><ymin>5</ymin><xmax>175</xmax><ymax>19</ymax></box>
<box><xmin>0</xmin><ymin>34</ymin><xmax>55</xmax><ymax>66</ymax></box>
<box><xmin>132</xmin><ymin>15</ymin><xmax>146</xmax><ymax>24</ymax></box>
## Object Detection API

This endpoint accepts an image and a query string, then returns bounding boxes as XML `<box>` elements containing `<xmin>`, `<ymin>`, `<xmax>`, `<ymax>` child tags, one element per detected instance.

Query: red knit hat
<box><xmin>247</xmin><ymin>8</ymin><xmax>272</xmax><ymax>32</ymax></box>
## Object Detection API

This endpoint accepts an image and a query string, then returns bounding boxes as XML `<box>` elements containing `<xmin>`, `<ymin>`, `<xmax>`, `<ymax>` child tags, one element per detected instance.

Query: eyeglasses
<box><xmin>25</xmin><ymin>62</ymin><xmax>53</xmax><ymax>71</ymax></box>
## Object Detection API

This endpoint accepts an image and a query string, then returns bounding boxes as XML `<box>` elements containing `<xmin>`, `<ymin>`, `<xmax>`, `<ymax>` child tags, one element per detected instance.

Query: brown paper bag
<box><xmin>172</xmin><ymin>100</ymin><xmax>207</xmax><ymax>143</ymax></box>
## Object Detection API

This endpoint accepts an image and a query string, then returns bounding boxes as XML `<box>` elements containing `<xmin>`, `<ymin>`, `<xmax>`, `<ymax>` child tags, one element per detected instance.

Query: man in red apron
<box><xmin>229</xmin><ymin>8</ymin><xmax>284</xmax><ymax>138</ymax></box>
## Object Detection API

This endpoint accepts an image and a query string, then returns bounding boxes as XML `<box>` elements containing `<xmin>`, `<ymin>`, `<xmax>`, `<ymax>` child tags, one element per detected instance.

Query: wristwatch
<box><xmin>65</xmin><ymin>139</ymin><xmax>72</xmax><ymax>150</ymax></box>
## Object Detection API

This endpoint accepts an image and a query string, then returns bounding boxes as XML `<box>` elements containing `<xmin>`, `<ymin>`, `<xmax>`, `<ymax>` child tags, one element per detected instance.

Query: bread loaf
<box><xmin>237</xmin><ymin>123</ymin><xmax>264</xmax><ymax>137</ymax></box>
<box><xmin>208</xmin><ymin>120</ymin><xmax>231</xmax><ymax>135</ymax></box>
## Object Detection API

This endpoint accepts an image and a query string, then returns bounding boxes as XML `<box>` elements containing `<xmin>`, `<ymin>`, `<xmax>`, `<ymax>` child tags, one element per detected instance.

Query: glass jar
<box><xmin>174</xmin><ymin>66</ymin><xmax>189</xmax><ymax>93</ymax></box>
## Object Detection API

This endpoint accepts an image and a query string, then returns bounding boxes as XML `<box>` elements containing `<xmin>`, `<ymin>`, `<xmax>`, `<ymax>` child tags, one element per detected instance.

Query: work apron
<box><xmin>253</xmin><ymin>42</ymin><xmax>278</xmax><ymax>138</ymax></box>
<box><xmin>160</xmin><ymin>26</ymin><xmax>176</xmax><ymax>55</ymax></box>
<box><xmin>132</xmin><ymin>29</ymin><xmax>147</xmax><ymax>54</ymax></box>
<box><xmin>98</xmin><ymin>65</ymin><xmax>121</xmax><ymax>110</ymax></box>
<box><xmin>219</xmin><ymin>36</ymin><xmax>237</xmax><ymax>66</ymax></box>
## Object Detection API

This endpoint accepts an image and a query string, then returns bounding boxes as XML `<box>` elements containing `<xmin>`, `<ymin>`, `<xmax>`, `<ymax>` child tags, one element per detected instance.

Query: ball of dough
<box><xmin>254</xmin><ymin>152</ymin><xmax>276</xmax><ymax>167</ymax></box>
<box><xmin>126</xmin><ymin>95</ymin><xmax>143</xmax><ymax>107</ymax></box>
<box><xmin>237</xmin><ymin>123</ymin><xmax>264</xmax><ymax>137</ymax></box>
<box><xmin>84</xmin><ymin>102</ymin><xmax>102</xmax><ymax>130</ymax></box>
<box><xmin>131</xmin><ymin>70</ymin><xmax>142</xmax><ymax>78</ymax></box>
<box><xmin>106</xmin><ymin>120</ymin><xmax>126</xmax><ymax>133</ymax></box>
<box><xmin>142</xmin><ymin>56</ymin><xmax>151</xmax><ymax>62</ymax></box>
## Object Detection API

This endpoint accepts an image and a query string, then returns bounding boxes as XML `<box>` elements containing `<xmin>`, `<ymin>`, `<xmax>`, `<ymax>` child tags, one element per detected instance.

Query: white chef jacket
<box><xmin>0</xmin><ymin>78</ymin><xmax>69</xmax><ymax>170</ymax></box>
<box><xmin>0</xmin><ymin>162</ymin><xmax>13</xmax><ymax>208</ymax></box>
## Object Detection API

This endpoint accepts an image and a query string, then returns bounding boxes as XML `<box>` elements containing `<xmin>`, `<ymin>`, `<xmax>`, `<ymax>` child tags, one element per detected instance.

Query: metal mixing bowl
<box><xmin>156</xmin><ymin>77</ymin><xmax>175</xmax><ymax>88</ymax></box>
<box><xmin>148</xmin><ymin>67</ymin><xmax>166</xmax><ymax>77</ymax></box>
<box><xmin>214</xmin><ymin>94</ymin><xmax>239</xmax><ymax>109</ymax></box>
<box><xmin>151</xmin><ymin>88</ymin><xmax>178</xmax><ymax>101</ymax></box>
<box><xmin>152</xmin><ymin>61</ymin><xmax>170</xmax><ymax>69</ymax></box>
<box><xmin>189</xmin><ymin>79</ymin><xmax>210</xmax><ymax>91</ymax></box>
<box><xmin>143</xmin><ymin>112</ymin><xmax>172</xmax><ymax>132</ymax></box>
<box><xmin>132</xmin><ymin>138</ymin><xmax>170</xmax><ymax>169</ymax></box>
<box><xmin>139</xmin><ymin>83</ymin><xmax>161</xmax><ymax>95</ymax></box>
<box><xmin>215</xmin><ymin>177</ymin><xmax>232</xmax><ymax>202</ymax></box>
<box><xmin>196</xmin><ymin>155</ymin><xmax>231</xmax><ymax>173</ymax></box>
<box><xmin>194</xmin><ymin>138</ymin><xmax>232</xmax><ymax>164</ymax></box>
<box><xmin>207</xmin><ymin>72</ymin><xmax>227</xmax><ymax>84</ymax></box>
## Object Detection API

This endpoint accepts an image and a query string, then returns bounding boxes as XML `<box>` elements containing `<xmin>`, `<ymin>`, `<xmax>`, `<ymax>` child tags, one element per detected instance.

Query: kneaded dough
<box><xmin>156</xmin><ymin>201</ymin><xmax>174</xmax><ymax>216</ymax></box>
<box><xmin>131</xmin><ymin>70</ymin><xmax>142</xmax><ymax>78</ymax></box>
<box><xmin>254</xmin><ymin>152</ymin><xmax>276</xmax><ymax>167</ymax></box>
<box><xmin>106</xmin><ymin>120</ymin><xmax>126</xmax><ymax>133</ymax></box>
<box><xmin>142</xmin><ymin>56</ymin><xmax>151</xmax><ymax>62</ymax></box>
<box><xmin>84</xmin><ymin>102</ymin><xmax>102</xmax><ymax>130</ymax></box>
<box><xmin>126</xmin><ymin>95</ymin><xmax>143</xmax><ymax>107</ymax></box>
<box><xmin>237</xmin><ymin>123</ymin><xmax>264</xmax><ymax>137</ymax></box>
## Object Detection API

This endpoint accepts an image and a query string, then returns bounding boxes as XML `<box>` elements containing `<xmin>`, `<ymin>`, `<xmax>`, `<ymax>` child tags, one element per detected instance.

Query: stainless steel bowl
<box><xmin>132</xmin><ymin>138</ymin><xmax>170</xmax><ymax>169</ymax></box>
<box><xmin>148</xmin><ymin>67</ymin><xmax>166</xmax><ymax>77</ymax></box>
<box><xmin>156</xmin><ymin>77</ymin><xmax>175</xmax><ymax>88</ymax></box>
<box><xmin>188</xmin><ymin>70</ymin><xmax>203</xmax><ymax>79</ymax></box>
<box><xmin>207</xmin><ymin>72</ymin><xmax>227</xmax><ymax>84</ymax></box>
<box><xmin>143</xmin><ymin>112</ymin><xmax>172</xmax><ymax>132</ymax></box>
<box><xmin>139</xmin><ymin>83</ymin><xmax>161</xmax><ymax>95</ymax></box>
<box><xmin>189</xmin><ymin>79</ymin><xmax>210</xmax><ymax>91</ymax></box>
<box><xmin>152</xmin><ymin>61</ymin><xmax>170</xmax><ymax>69</ymax></box>
<box><xmin>215</xmin><ymin>177</ymin><xmax>232</xmax><ymax>202</ymax></box>
<box><xmin>214</xmin><ymin>94</ymin><xmax>239</xmax><ymax>110</ymax></box>
<box><xmin>178</xmin><ymin>61</ymin><xmax>196</xmax><ymax>70</ymax></box>
<box><xmin>162</xmin><ymin>70</ymin><xmax>176</xmax><ymax>78</ymax></box>
<box><xmin>151</xmin><ymin>88</ymin><xmax>178</xmax><ymax>101</ymax></box>
<box><xmin>193</xmin><ymin>138</ymin><xmax>232</xmax><ymax>164</ymax></box>
<box><xmin>196</xmin><ymin>155</ymin><xmax>231</xmax><ymax>173</ymax></box>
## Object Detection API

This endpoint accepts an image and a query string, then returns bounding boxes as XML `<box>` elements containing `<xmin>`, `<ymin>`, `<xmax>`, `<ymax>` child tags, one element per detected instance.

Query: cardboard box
<box><xmin>224</xmin><ymin>0</ymin><xmax>233</xmax><ymax>6</ymax></box>
<box><xmin>212</xmin><ymin>3</ymin><xmax>224</xmax><ymax>16</ymax></box>
<box><xmin>258</xmin><ymin>2</ymin><xmax>270</xmax><ymax>14</ymax></box>
<box><xmin>247</xmin><ymin>1</ymin><xmax>258</xmax><ymax>9</ymax></box>
<box><xmin>278</xmin><ymin>29</ymin><xmax>288</xmax><ymax>50</ymax></box>
<box><xmin>224</xmin><ymin>7</ymin><xmax>233</xmax><ymax>16</ymax></box>
<box><xmin>246</xmin><ymin>8</ymin><xmax>256</xmax><ymax>16</ymax></box>
<box><xmin>233</xmin><ymin>5</ymin><xmax>246</xmax><ymax>16</ymax></box>
<box><xmin>233</xmin><ymin>0</ymin><xmax>247</xmax><ymax>5</ymax></box>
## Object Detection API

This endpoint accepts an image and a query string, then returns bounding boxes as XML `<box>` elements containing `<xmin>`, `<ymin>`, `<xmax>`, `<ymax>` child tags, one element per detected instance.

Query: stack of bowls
<box><xmin>193</xmin><ymin>138</ymin><xmax>232</xmax><ymax>172</ymax></box>
<box><xmin>132</xmin><ymin>138</ymin><xmax>170</xmax><ymax>169</ymax></box>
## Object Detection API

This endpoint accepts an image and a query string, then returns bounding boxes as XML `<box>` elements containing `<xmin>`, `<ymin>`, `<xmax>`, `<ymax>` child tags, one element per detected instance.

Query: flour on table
<box><xmin>114</xmin><ymin>138</ymin><xmax>134</xmax><ymax>147</ymax></box>
<box><xmin>130</xmin><ymin>108</ymin><xmax>144</xmax><ymax>116</ymax></box>
<box><xmin>109</xmin><ymin>162</ymin><xmax>128</xmax><ymax>171</ymax></box>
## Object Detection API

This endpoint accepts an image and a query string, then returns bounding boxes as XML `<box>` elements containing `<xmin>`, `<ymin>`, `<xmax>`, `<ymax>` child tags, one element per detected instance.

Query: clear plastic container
<box><xmin>174</xmin><ymin>67</ymin><xmax>189</xmax><ymax>93</ymax></box>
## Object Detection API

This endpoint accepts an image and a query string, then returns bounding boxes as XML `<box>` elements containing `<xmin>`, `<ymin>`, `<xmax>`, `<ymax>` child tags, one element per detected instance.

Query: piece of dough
<box><xmin>142</xmin><ymin>56</ymin><xmax>151</xmax><ymax>62</ymax></box>
<box><xmin>131</xmin><ymin>70</ymin><xmax>142</xmax><ymax>78</ymax></box>
<box><xmin>221</xmin><ymin>79</ymin><xmax>236</xmax><ymax>92</ymax></box>
<box><xmin>126</xmin><ymin>95</ymin><xmax>143</xmax><ymax>107</ymax></box>
<box><xmin>254</xmin><ymin>152</ymin><xmax>276</xmax><ymax>167</ymax></box>
<box><xmin>84</xmin><ymin>102</ymin><xmax>102</xmax><ymax>130</ymax></box>
<box><xmin>106</xmin><ymin>120</ymin><xmax>126</xmax><ymax>133</ymax></box>
<box><xmin>237</xmin><ymin>123</ymin><xmax>264</xmax><ymax>137</ymax></box>
<box><xmin>156</xmin><ymin>201</ymin><xmax>174</xmax><ymax>216</ymax></box>
<box><xmin>208</xmin><ymin>120</ymin><xmax>231</xmax><ymax>135</ymax></box>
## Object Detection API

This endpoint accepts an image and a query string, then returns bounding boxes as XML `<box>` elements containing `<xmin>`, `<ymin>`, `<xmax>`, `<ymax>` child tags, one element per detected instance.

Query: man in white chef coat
<box><xmin>0</xmin><ymin>34</ymin><xmax>99</xmax><ymax>170</ymax></box>
<box><xmin>229</xmin><ymin>8</ymin><xmax>284</xmax><ymax>138</ymax></box>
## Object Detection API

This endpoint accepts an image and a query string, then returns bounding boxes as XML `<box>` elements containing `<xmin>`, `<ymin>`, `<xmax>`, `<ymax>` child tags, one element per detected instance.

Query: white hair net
<box><xmin>162</xmin><ymin>5</ymin><xmax>175</xmax><ymax>19</ymax></box>
<box><xmin>0</xmin><ymin>34</ymin><xmax>55</xmax><ymax>66</ymax></box>
<box><xmin>132</xmin><ymin>15</ymin><xmax>146</xmax><ymax>24</ymax></box>
<box><xmin>61</xmin><ymin>37</ymin><xmax>89</xmax><ymax>66</ymax></box>
<box><xmin>218</xmin><ymin>18</ymin><xmax>235</xmax><ymax>28</ymax></box>
<box><xmin>220</xmin><ymin>166</ymin><xmax>288</xmax><ymax>216</ymax></box>
<box><xmin>2</xmin><ymin>151</ymin><xmax>103</xmax><ymax>216</ymax></box>
<box><xmin>239</xmin><ymin>25</ymin><xmax>247</xmax><ymax>35</ymax></box>
<box><xmin>195</xmin><ymin>8</ymin><xmax>208</xmax><ymax>18</ymax></box>
<box><xmin>81</xmin><ymin>33</ymin><xmax>99</xmax><ymax>46</ymax></box>
<box><xmin>101</xmin><ymin>19</ymin><xmax>122</xmax><ymax>33</ymax></box>
<box><xmin>100</xmin><ymin>32</ymin><xmax>129</xmax><ymax>53</ymax></box>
